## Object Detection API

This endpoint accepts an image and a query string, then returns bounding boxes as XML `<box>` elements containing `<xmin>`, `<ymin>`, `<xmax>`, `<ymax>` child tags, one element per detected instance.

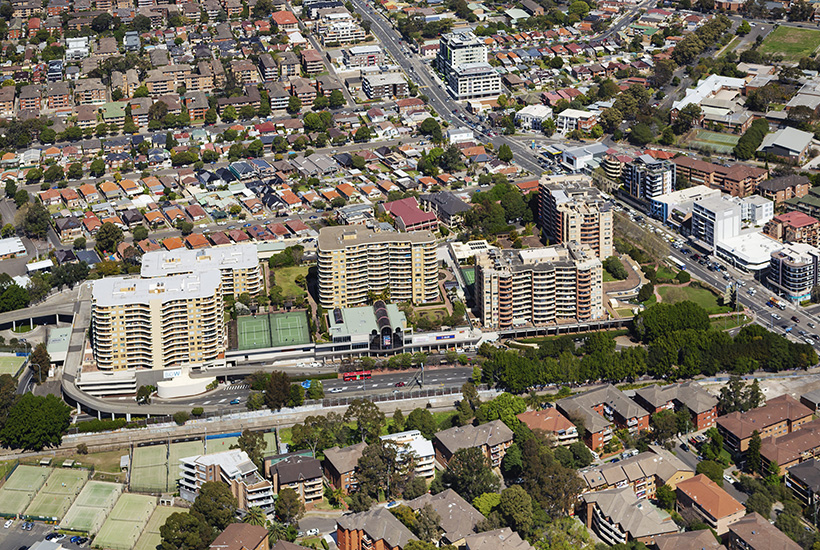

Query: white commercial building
<box><xmin>649</xmin><ymin>185</ymin><xmax>721</xmax><ymax>224</ymax></box>
<box><xmin>554</xmin><ymin>108</ymin><xmax>597</xmax><ymax>134</ymax></box>
<box><xmin>437</xmin><ymin>32</ymin><xmax>501</xmax><ymax>100</ymax></box>
<box><xmin>515</xmin><ymin>104</ymin><xmax>553</xmax><ymax>131</ymax></box>
<box><xmin>740</xmin><ymin>195</ymin><xmax>774</xmax><ymax>225</ymax></box>
<box><xmin>0</xmin><ymin>237</ymin><xmax>26</xmax><ymax>259</ymax></box>
<box><xmin>446</xmin><ymin>127</ymin><xmax>474</xmax><ymax>144</ymax></box>
<box><xmin>380</xmin><ymin>430</ymin><xmax>435</xmax><ymax>479</ymax></box>
<box><xmin>671</xmin><ymin>74</ymin><xmax>746</xmax><ymax>114</ymax></box>
<box><xmin>768</xmin><ymin>242</ymin><xmax>820</xmax><ymax>302</ymax></box>
<box><xmin>692</xmin><ymin>195</ymin><xmax>741</xmax><ymax>248</ymax></box>
<box><xmin>715</xmin><ymin>232</ymin><xmax>783</xmax><ymax>273</ymax></box>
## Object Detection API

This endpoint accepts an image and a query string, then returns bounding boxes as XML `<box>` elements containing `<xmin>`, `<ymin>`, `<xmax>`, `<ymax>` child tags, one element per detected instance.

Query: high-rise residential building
<box><xmin>436</xmin><ymin>32</ymin><xmax>501</xmax><ymax>100</ymax></box>
<box><xmin>768</xmin><ymin>242</ymin><xmax>820</xmax><ymax>302</ymax></box>
<box><xmin>474</xmin><ymin>243</ymin><xmax>603</xmax><ymax>329</ymax></box>
<box><xmin>140</xmin><ymin>244</ymin><xmax>262</xmax><ymax>296</ymax></box>
<box><xmin>691</xmin><ymin>195</ymin><xmax>741</xmax><ymax>247</ymax></box>
<box><xmin>538</xmin><ymin>174</ymin><xmax>613</xmax><ymax>259</ymax></box>
<box><xmin>179</xmin><ymin>449</ymin><xmax>274</xmax><ymax>512</ymax></box>
<box><xmin>91</xmin><ymin>272</ymin><xmax>225</xmax><ymax>370</ymax></box>
<box><xmin>623</xmin><ymin>154</ymin><xmax>676</xmax><ymax>200</ymax></box>
<box><xmin>317</xmin><ymin>226</ymin><xmax>439</xmax><ymax>308</ymax></box>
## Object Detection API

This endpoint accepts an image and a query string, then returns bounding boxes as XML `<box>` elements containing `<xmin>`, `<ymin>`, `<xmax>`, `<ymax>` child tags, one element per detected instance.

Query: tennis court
<box><xmin>205</xmin><ymin>436</ymin><xmax>239</xmax><ymax>455</ymax></box>
<box><xmin>131</xmin><ymin>444</ymin><xmax>168</xmax><ymax>493</ymax></box>
<box><xmin>237</xmin><ymin>315</ymin><xmax>272</xmax><ymax>350</ymax></box>
<box><xmin>61</xmin><ymin>481</ymin><xmax>122</xmax><ymax>534</ymax></box>
<box><xmin>134</xmin><ymin>506</ymin><xmax>187</xmax><ymax>550</ymax></box>
<box><xmin>269</xmin><ymin>312</ymin><xmax>310</xmax><ymax>346</ymax></box>
<box><xmin>686</xmin><ymin>129</ymin><xmax>740</xmax><ymax>154</ymax></box>
<box><xmin>94</xmin><ymin>494</ymin><xmax>157</xmax><ymax>550</ymax></box>
<box><xmin>166</xmin><ymin>441</ymin><xmax>203</xmax><ymax>489</ymax></box>
<box><xmin>25</xmin><ymin>468</ymin><xmax>89</xmax><ymax>520</ymax></box>
<box><xmin>0</xmin><ymin>355</ymin><xmax>25</xmax><ymax>377</ymax></box>
<box><xmin>0</xmin><ymin>465</ymin><xmax>50</xmax><ymax>515</ymax></box>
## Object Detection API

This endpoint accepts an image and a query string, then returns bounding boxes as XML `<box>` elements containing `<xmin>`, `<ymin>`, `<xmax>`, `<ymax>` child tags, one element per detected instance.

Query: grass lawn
<box><xmin>759</xmin><ymin>25</ymin><xmax>820</xmax><ymax>60</ymax></box>
<box><xmin>273</xmin><ymin>266</ymin><xmax>309</xmax><ymax>299</ymax></box>
<box><xmin>615</xmin><ymin>308</ymin><xmax>636</xmax><ymax>318</ymax></box>
<box><xmin>418</xmin><ymin>308</ymin><xmax>448</xmax><ymax>323</ymax></box>
<box><xmin>711</xmin><ymin>313</ymin><xmax>749</xmax><ymax>331</ymax></box>
<box><xmin>641</xmin><ymin>294</ymin><xmax>657</xmax><ymax>307</ymax></box>
<box><xmin>11</xmin><ymin>325</ymin><xmax>33</xmax><ymax>333</ymax></box>
<box><xmin>657</xmin><ymin>285</ymin><xmax>730</xmax><ymax>314</ymax></box>
<box><xmin>656</xmin><ymin>266</ymin><xmax>677</xmax><ymax>281</ymax></box>
<box><xmin>603</xmin><ymin>270</ymin><xmax>616</xmax><ymax>283</ymax></box>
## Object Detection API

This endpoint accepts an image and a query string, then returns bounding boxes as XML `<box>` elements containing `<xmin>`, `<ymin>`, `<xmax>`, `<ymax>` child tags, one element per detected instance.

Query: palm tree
<box><xmin>268</xmin><ymin>521</ymin><xmax>290</xmax><ymax>542</ymax></box>
<box><xmin>243</xmin><ymin>506</ymin><xmax>266</xmax><ymax>526</ymax></box>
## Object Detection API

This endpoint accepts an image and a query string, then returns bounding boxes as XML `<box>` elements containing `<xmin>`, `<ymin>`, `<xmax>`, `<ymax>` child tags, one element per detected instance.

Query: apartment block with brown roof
<box><xmin>653</xmin><ymin>530</ymin><xmax>726</xmax><ymax>550</ymax></box>
<box><xmin>0</xmin><ymin>86</ymin><xmax>14</xmax><ymax>117</ymax></box>
<box><xmin>517</xmin><ymin>408</ymin><xmax>578</xmax><ymax>446</ymax></box>
<box><xmin>323</xmin><ymin>442</ymin><xmax>366</xmax><ymax>494</ymax></box>
<box><xmin>675</xmin><ymin>474</ymin><xmax>745</xmax><ymax>535</ymax></box>
<box><xmin>727</xmin><ymin>512</ymin><xmax>801</xmax><ymax>550</ymax></box>
<box><xmin>433</xmin><ymin>420</ymin><xmax>513</xmax><ymax>467</ymax></box>
<box><xmin>209</xmin><ymin>523</ymin><xmax>269</xmax><ymax>550</ymax></box>
<box><xmin>336</xmin><ymin>508</ymin><xmax>414</xmax><ymax>550</ymax></box>
<box><xmin>757</xmin><ymin>174</ymin><xmax>810</xmax><ymax>204</ymax></box>
<box><xmin>405</xmin><ymin>489</ymin><xmax>485</xmax><ymax>546</ymax></box>
<box><xmin>716</xmin><ymin>394</ymin><xmax>813</xmax><ymax>454</ymax></box>
<box><xmin>672</xmin><ymin>156</ymin><xmax>768</xmax><ymax>198</ymax></box>
<box><xmin>267</xmin><ymin>454</ymin><xmax>323</xmax><ymax>508</ymax></box>
<box><xmin>581</xmin><ymin>487</ymin><xmax>678</xmax><ymax>546</ymax></box>
<box><xmin>18</xmin><ymin>84</ymin><xmax>41</xmax><ymax>111</ymax></box>
<box><xmin>633</xmin><ymin>382</ymin><xmax>718</xmax><ymax>431</ymax></box>
<box><xmin>760</xmin><ymin>417</ymin><xmax>820</xmax><ymax>472</ymax></box>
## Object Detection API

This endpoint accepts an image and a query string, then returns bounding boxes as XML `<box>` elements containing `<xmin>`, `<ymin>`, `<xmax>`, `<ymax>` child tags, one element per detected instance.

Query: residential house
<box><xmin>419</xmin><ymin>192</ymin><xmax>471</xmax><ymax>227</ymax></box>
<box><xmin>516</xmin><ymin>408</ymin><xmax>578</xmax><ymax>446</ymax></box>
<box><xmin>208</xmin><ymin>523</ymin><xmax>269</xmax><ymax>550</ymax></box>
<box><xmin>180</xmin><ymin>450</ymin><xmax>275</xmax><ymax>512</ymax></box>
<box><xmin>379</xmin><ymin>197</ymin><xmax>438</xmax><ymax>232</ymax></box>
<box><xmin>760</xmin><ymin>417</ymin><xmax>820</xmax><ymax>472</ymax></box>
<box><xmin>580</xmin><ymin>447</ymin><xmax>694</xmax><ymax>499</ymax></box>
<box><xmin>785</xmin><ymin>458</ymin><xmax>820</xmax><ymax>509</ymax></box>
<box><xmin>558</xmin><ymin>385</ymin><xmax>651</xmax><ymax>451</ymax></box>
<box><xmin>764</xmin><ymin>211</ymin><xmax>820</xmax><ymax>246</ymax></box>
<box><xmin>54</xmin><ymin>217</ymin><xmax>82</xmax><ymax>242</ymax></box>
<box><xmin>726</xmin><ymin>512</ymin><xmax>801</xmax><ymax>550</ymax></box>
<box><xmin>463</xmin><ymin>528</ymin><xmax>534</xmax><ymax>550</ymax></box>
<box><xmin>757</xmin><ymin>174</ymin><xmax>811</xmax><ymax>204</ymax></box>
<box><xmin>380</xmin><ymin>430</ymin><xmax>435</xmax><ymax>479</ymax></box>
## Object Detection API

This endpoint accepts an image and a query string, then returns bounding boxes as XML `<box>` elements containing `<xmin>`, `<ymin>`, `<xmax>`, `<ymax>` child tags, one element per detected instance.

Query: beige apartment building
<box><xmin>475</xmin><ymin>243</ymin><xmax>603</xmax><ymax>329</ymax></box>
<box><xmin>317</xmin><ymin>226</ymin><xmax>439</xmax><ymax>308</ymax></box>
<box><xmin>140</xmin><ymin>244</ymin><xmax>262</xmax><ymax>297</ymax></box>
<box><xmin>91</xmin><ymin>272</ymin><xmax>225</xmax><ymax>370</ymax></box>
<box><xmin>538</xmin><ymin>174</ymin><xmax>613</xmax><ymax>260</ymax></box>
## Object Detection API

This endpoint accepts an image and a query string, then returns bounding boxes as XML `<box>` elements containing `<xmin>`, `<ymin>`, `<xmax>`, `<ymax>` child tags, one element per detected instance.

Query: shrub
<box><xmin>77</xmin><ymin>443</ymin><xmax>88</xmax><ymax>454</ymax></box>
<box><xmin>676</xmin><ymin>270</ymin><xmax>691</xmax><ymax>284</ymax></box>
<box><xmin>173</xmin><ymin>411</ymin><xmax>190</xmax><ymax>425</ymax></box>
<box><xmin>191</xmin><ymin>407</ymin><xmax>204</xmax><ymax>417</ymax></box>
<box><xmin>74</xmin><ymin>418</ymin><xmax>127</xmax><ymax>433</ymax></box>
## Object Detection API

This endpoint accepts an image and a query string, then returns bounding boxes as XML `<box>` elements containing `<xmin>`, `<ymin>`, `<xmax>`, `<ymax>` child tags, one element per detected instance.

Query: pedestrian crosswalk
<box><xmin>227</xmin><ymin>383</ymin><xmax>249</xmax><ymax>390</ymax></box>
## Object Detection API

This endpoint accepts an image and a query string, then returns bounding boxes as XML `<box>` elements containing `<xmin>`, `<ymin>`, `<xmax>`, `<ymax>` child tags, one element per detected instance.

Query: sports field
<box><xmin>687</xmin><ymin>130</ymin><xmax>740</xmax><ymax>154</ymax></box>
<box><xmin>61</xmin><ymin>481</ymin><xmax>122</xmax><ymax>534</ymax></box>
<box><xmin>25</xmin><ymin>469</ymin><xmax>89</xmax><ymax>520</ymax></box>
<box><xmin>460</xmin><ymin>267</ymin><xmax>475</xmax><ymax>286</ymax></box>
<box><xmin>236</xmin><ymin>312</ymin><xmax>310</xmax><ymax>350</ymax></box>
<box><xmin>0</xmin><ymin>465</ymin><xmax>50</xmax><ymax>516</ymax></box>
<box><xmin>94</xmin><ymin>494</ymin><xmax>157</xmax><ymax>550</ymax></box>
<box><xmin>133</xmin><ymin>506</ymin><xmax>186</xmax><ymax>550</ymax></box>
<box><xmin>759</xmin><ymin>25</ymin><xmax>820</xmax><ymax>61</ymax></box>
<box><xmin>131</xmin><ymin>445</ymin><xmax>168</xmax><ymax>493</ymax></box>
<box><xmin>0</xmin><ymin>355</ymin><xmax>25</xmax><ymax>377</ymax></box>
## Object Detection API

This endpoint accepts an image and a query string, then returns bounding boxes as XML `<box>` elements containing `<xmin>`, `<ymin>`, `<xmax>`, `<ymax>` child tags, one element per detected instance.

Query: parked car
<box><xmin>4</xmin><ymin>519</ymin><xmax>13</xmax><ymax>529</ymax></box>
<box><xmin>230</xmin><ymin>398</ymin><xmax>240</xmax><ymax>405</ymax></box>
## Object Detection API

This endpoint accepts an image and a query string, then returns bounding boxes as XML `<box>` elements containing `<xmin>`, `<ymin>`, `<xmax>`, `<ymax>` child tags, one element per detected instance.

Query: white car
<box><xmin>4</xmin><ymin>519</ymin><xmax>13</xmax><ymax>529</ymax></box>
<box><xmin>329</xmin><ymin>387</ymin><xmax>343</xmax><ymax>393</ymax></box>
<box><xmin>723</xmin><ymin>474</ymin><xmax>734</xmax><ymax>484</ymax></box>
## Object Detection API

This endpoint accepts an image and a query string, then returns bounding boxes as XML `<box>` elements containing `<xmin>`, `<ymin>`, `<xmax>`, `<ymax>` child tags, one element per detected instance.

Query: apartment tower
<box><xmin>317</xmin><ymin>226</ymin><xmax>439</xmax><ymax>309</ymax></box>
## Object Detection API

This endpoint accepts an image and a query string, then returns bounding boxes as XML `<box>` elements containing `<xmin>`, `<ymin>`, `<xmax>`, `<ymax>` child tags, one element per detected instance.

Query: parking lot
<box><xmin>0</xmin><ymin>520</ymin><xmax>53</xmax><ymax>550</ymax></box>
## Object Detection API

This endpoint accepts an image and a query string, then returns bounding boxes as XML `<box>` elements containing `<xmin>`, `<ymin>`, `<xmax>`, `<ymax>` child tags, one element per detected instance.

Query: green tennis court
<box><xmin>237</xmin><ymin>314</ymin><xmax>272</xmax><ymax>350</ymax></box>
<box><xmin>131</xmin><ymin>445</ymin><xmax>168</xmax><ymax>493</ymax></box>
<box><xmin>94</xmin><ymin>494</ymin><xmax>157</xmax><ymax>550</ymax></box>
<box><xmin>60</xmin><ymin>481</ymin><xmax>122</xmax><ymax>534</ymax></box>
<box><xmin>269</xmin><ymin>312</ymin><xmax>310</xmax><ymax>346</ymax></box>
<box><xmin>205</xmin><ymin>436</ymin><xmax>239</xmax><ymax>455</ymax></box>
<box><xmin>264</xmin><ymin>431</ymin><xmax>277</xmax><ymax>454</ymax></box>
<box><xmin>167</xmin><ymin>441</ymin><xmax>203</xmax><ymax>489</ymax></box>
<box><xmin>687</xmin><ymin>129</ymin><xmax>740</xmax><ymax>154</ymax></box>
<box><xmin>0</xmin><ymin>356</ymin><xmax>25</xmax><ymax>377</ymax></box>
<box><xmin>0</xmin><ymin>489</ymin><xmax>35</xmax><ymax>516</ymax></box>
<box><xmin>134</xmin><ymin>506</ymin><xmax>187</xmax><ymax>550</ymax></box>
<box><xmin>3</xmin><ymin>465</ymin><xmax>50</xmax><ymax>491</ymax></box>
<box><xmin>25</xmin><ymin>469</ymin><xmax>89</xmax><ymax>520</ymax></box>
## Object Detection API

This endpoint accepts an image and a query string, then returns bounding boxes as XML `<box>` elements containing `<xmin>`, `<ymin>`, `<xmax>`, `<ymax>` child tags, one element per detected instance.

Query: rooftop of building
<box><xmin>317</xmin><ymin>226</ymin><xmax>434</xmax><ymax>251</ymax></box>
<box><xmin>676</xmin><ymin>474</ymin><xmax>744</xmax><ymax>519</ymax></box>
<box><xmin>772</xmin><ymin>211</ymin><xmax>818</xmax><ymax>228</ymax></box>
<box><xmin>581</xmin><ymin>486</ymin><xmax>676</xmax><ymax>539</ymax></box>
<box><xmin>729</xmin><ymin>512</ymin><xmax>802</xmax><ymax>550</ymax></box>
<box><xmin>337</xmin><ymin>507</ymin><xmax>414</xmax><ymax>549</ymax></box>
<box><xmin>581</xmin><ymin>447</ymin><xmax>693</xmax><ymax>490</ymax></box>
<box><xmin>464</xmin><ymin>527</ymin><xmax>534</xmax><ymax>550</ymax></box>
<box><xmin>209</xmin><ymin>523</ymin><xmax>268</xmax><ymax>550</ymax></box>
<box><xmin>717</xmin><ymin>394</ymin><xmax>813</xmax><ymax>440</ymax></box>
<box><xmin>434</xmin><ymin>420</ymin><xmax>514</xmax><ymax>456</ymax></box>
<box><xmin>323</xmin><ymin>442</ymin><xmax>367</xmax><ymax>474</ymax></box>
<box><xmin>406</xmin><ymin>489</ymin><xmax>485</xmax><ymax>543</ymax></box>
<box><xmin>140</xmin><ymin>244</ymin><xmax>259</xmax><ymax>277</ymax></box>
<box><xmin>92</xmin><ymin>271</ymin><xmax>221</xmax><ymax>307</ymax></box>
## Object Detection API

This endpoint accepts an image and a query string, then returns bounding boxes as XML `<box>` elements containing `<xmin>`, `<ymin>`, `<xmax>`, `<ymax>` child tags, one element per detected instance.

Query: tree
<box><xmin>191</xmin><ymin>481</ymin><xmax>237</xmax><ymax>533</ymax></box>
<box><xmin>656</xmin><ymin>485</ymin><xmax>676</xmax><ymax>510</ymax></box>
<box><xmin>650</xmin><ymin>409</ymin><xmax>678</xmax><ymax>443</ymax></box>
<box><xmin>275</xmin><ymin>487</ymin><xmax>304</xmax><ymax>524</ymax></box>
<box><xmin>160</xmin><ymin>511</ymin><xmax>212</xmax><ymax>550</ymax></box>
<box><xmin>243</xmin><ymin>507</ymin><xmax>267</xmax><ymax>527</ymax></box>
<box><xmin>306</xmin><ymin>380</ymin><xmax>324</xmax><ymax>400</ymax></box>
<box><xmin>67</xmin><ymin>163</ymin><xmax>83</xmax><ymax>180</ymax></box>
<box><xmin>0</xmin><ymin>393</ymin><xmax>71</xmax><ymax>451</ymax></box>
<box><xmin>441</xmin><ymin>447</ymin><xmax>500</xmax><ymax>503</ymax></box>
<box><xmin>132</xmin><ymin>225</ymin><xmax>148</xmax><ymax>242</ymax></box>
<box><xmin>747</xmin><ymin>430</ymin><xmax>762</xmax><ymax>473</ymax></box>
<box><xmin>205</xmin><ymin>107</ymin><xmax>218</xmax><ymax>125</ymax></box>
<box><xmin>96</xmin><ymin>222</ymin><xmax>123</xmax><ymax>253</ymax></box>
<box><xmin>414</xmin><ymin>504</ymin><xmax>441</xmax><ymax>542</ymax></box>
<box><xmin>358</xmin><ymin>440</ymin><xmax>414</xmax><ymax>499</ymax></box>
<box><xmin>221</xmin><ymin>105</ymin><xmax>237</xmax><ymax>123</ymax></box>
<box><xmin>30</xmin><ymin>342</ymin><xmax>50</xmax><ymax>384</ymax></box>
<box><xmin>265</xmin><ymin>371</ymin><xmax>293</xmax><ymax>411</ymax></box>
<box><xmin>405</xmin><ymin>408</ymin><xmax>437</xmax><ymax>439</ymax></box>
<box><xmin>673</xmin><ymin>104</ymin><xmax>702</xmax><ymax>135</ymax></box>
<box><xmin>136</xmin><ymin>385</ymin><xmax>153</xmax><ymax>405</ymax></box>
<box><xmin>403</xmin><ymin>476</ymin><xmax>428</xmax><ymax>499</ymax></box>
<box><xmin>355</xmin><ymin>126</ymin><xmax>372</xmax><ymax>142</ymax></box>
<box><xmin>40</xmin><ymin>128</ymin><xmax>56</xmax><ymax>144</ymax></box>
<box><xmin>287</xmin><ymin>96</ymin><xmax>302</xmax><ymax>115</ymax></box>
<box><xmin>638</xmin><ymin>282</ymin><xmax>655</xmax><ymax>302</ymax></box>
<box><xmin>43</xmin><ymin>164</ymin><xmax>64</xmax><ymax>183</ymax></box>
<box><xmin>497</xmin><ymin>144</ymin><xmax>513</xmax><ymax>163</ymax></box>
<box><xmin>25</xmin><ymin>168</ymin><xmax>42</xmax><ymax>183</ymax></box>
<box><xmin>345</xmin><ymin>399</ymin><xmax>386</xmax><ymax>443</ymax></box>
<box><xmin>0</xmin><ymin>374</ymin><xmax>17</xmax><ymax>429</ymax></box>
<box><xmin>232</xmin><ymin>429</ymin><xmax>265</xmax><ymax>470</ymax></box>
<box><xmin>696</xmin><ymin>460</ymin><xmax>724</xmax><ymax>486</ymax></box>
<box><xmin>569</xmin><ymin>441</ymin><xmax>593</xmax><ymax>468</ymax></box>
<box><xmin>348</xmin><ymin>492</ymin><xmax>373</xmax><ymax>512</ymax></box>
<box><xmin>499</xmin><ymin>485</ymin><xmax>533</xmax><ymax>536</ymax></box>
<box><xmin>91</xmin><ymin>12</ymin><xmax>113</xmax><ymax>32</ymax></box>
<box><xmin>13</xmin><ymin>189</ymin><xmax>28</xmax><ymax>208</ymax></box>
<box><xmin>90</xmin><ymin>158</ymin><xmax>105</xmax><ymax>177</ymax></box>
<box><xmin>4</xmin><ymin>180</ymin><xmax>15</xmax><ymax>198</ymax></box>
<box><xmin>629</xmin><ymin>123</ymin><xmax>654</xmax><ymax>146</ymax></box>
<box><xmin>329</xmin><ymin>89</ymin><xmax>345</xmax><ymax>109</ymax></box>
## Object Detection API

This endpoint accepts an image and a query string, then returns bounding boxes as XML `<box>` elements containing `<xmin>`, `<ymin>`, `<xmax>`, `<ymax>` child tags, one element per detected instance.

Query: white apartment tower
<box><xmin>437</xmin><ymin>32</ymin><xmax>501</xmax><ymax>100</ymax></box>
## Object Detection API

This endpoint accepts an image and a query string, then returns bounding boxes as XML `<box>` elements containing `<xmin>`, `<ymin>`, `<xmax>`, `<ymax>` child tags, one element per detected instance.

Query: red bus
<box><xmin>343</xmin><ymin>370</ymin><xmax>372</xmax><ymax>381</ymax></box>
